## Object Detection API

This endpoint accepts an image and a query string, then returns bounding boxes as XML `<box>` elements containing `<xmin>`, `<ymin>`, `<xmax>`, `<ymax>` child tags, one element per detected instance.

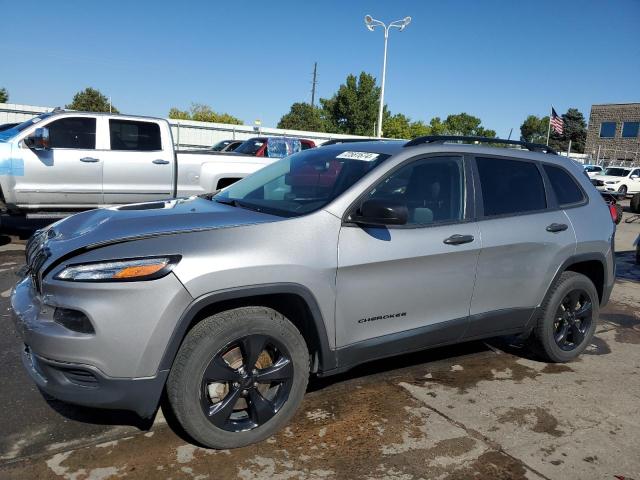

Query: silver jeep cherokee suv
<box><xmin>11</xmin><ymin>136</ymin><xmax>615</xmax><ymax>448</ymax></box>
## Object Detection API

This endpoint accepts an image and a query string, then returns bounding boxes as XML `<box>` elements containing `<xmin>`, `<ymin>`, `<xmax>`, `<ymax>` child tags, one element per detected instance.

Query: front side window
<box><xmin>48</xmin><ymin>117</ymin><xmax>96</xmax><ymax>149</ymax></box>
<box><xmin>365</xmin><ymin>156</ymin><xmax>464</xmax><ymax>225</ymax></box>
<box><xmin>234</xmin><ymin>138</ymin><xmax>266</xmax><ymax>155</ymax></box>
<box><xmin>476</xmin><ymin>157</ymin><xmax>546</xmax><ymax>216</ymax></box>
<box><xmin>599</xmin><ymin>122</ymin><xmax>616</xmax><ymax>138</ymax></box>
<box><xmin>543</xmin><ymin>164</ymin><xmax>585</xmax><ymax>206</ymax></box>
<box><xmin>622</xmin><ymin>122</ymin><xmax>639</xmax><ymax>138</ymax></box>
<box><xmin>109</xmin><ymin>120</ymin><xmax>161</xmax><ymax>151</ymax></box>
<box><xmin>215</xmin><ymin>148</ymin><xmax>390</xmax><ymax>217</ymax></box>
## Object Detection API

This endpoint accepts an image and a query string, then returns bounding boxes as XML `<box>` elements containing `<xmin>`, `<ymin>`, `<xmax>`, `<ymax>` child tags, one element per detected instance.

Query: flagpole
<box><xmin>546</xmin><ymin>106</ymin><xmax>552</xmax><ymax>146</ymax></box>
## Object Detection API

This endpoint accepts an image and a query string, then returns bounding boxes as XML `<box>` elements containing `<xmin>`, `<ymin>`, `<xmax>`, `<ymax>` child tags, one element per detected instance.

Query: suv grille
<box><xmin>592</xmin><ymin>179</ymin><xmax>605</xmax><ymax>187</ymax></box>
<box><xmin>25</xmin><ymin>230</ymin><xmax>51</xmax><ymax>292</ymax></box>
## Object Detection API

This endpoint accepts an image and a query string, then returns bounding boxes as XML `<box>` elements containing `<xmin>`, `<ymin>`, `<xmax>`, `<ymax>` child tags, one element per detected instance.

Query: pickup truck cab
<box><xmin>0</xmin><ymin>111</ymin><xmax>274</xmax><ymax>213</ymax></box>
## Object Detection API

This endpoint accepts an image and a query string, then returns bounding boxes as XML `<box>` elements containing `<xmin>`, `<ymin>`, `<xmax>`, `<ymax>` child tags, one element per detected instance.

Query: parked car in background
<box><xmin>11</xmin><ymin>136</ymin><xmax>615</xmax><ymax>449</ymax></box>
<box><xmin>0</xmin><ymin>111</ymin><xmax>276</xmax><ymax>217</ymax></box>
<box><xmin>211</xmin><ymin>139</ymin><xmax>243</xmax><ymax>152</ymax></box>
<box><xmin>583</xmin><ymin>164</ymin><xmax>603</xmax><ymax>178</ymax></box>
<box><xmin>592</xmin><ymin>166</ymin><xmax>640</xmax><ymax>196</ymax></box>
<box><xmin>234</xmin><ymin>137</ymin><xmax>316</xmax><ymax>158</ymax></box>
<box><xmin>0</xmin><ymin>122</ymin><xmax>19</xmax><ymax>132</ymax></box>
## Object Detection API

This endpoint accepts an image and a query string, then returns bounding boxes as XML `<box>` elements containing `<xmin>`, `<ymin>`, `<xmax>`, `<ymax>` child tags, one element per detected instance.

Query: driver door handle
<box><xmin>80</xmin><ymin>157</ymin><xmax>99</xmax><ymax>163</ymax></box>
<box><xmin>443</xmin><ymin>234</ymin><xmax>475</xmax><ymax>245</ymax></box>
<box><xmin>152</xmin><ymin>159</ymin><xmax>170</xmax><ymax>165</ymax></box>
<box><xmin>546</xmin><ymin>223</ymin><xmax>568</xmax><ymax>233</ymax></box>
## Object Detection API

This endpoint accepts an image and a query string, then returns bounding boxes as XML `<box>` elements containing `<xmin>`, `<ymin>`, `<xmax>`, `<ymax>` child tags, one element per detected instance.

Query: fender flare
<box><xmin>547</xmin><ymin>252</ymin><xmax>610</xmax><ymax>305</ymax></box>
<box><xmin>158</xmin><ymin>283</ymin><xmax>337</xmax><ymax>372</ymax></box>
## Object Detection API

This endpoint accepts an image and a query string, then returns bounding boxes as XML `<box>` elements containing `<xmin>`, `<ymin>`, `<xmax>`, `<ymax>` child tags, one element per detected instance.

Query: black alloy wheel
<box><xmin>553</xmin><ymin>289</ymin><xmax>593</xmax><ymax>351</ymax></box>
<box><xmin>200</xmin><ymin>334</ymin><xmax>293</xmax><ymax>432</ymax></box>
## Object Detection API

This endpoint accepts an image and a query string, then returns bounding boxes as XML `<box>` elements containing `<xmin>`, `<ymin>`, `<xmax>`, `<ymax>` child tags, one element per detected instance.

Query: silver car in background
<box><xmin>11</xmin><ymin>136</ymin><xmax>615</xmax><ymax>449</ymax></box>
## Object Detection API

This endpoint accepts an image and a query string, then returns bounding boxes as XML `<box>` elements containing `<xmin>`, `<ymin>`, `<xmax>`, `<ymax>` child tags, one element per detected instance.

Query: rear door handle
<box><xmin>443</xmin><ymin>234</ymin><xmax>475</xmax><ymax>245</ymax></box>
<box><xmin>152</xmin><ymin>159</ymin><xmax>170</xmax><ymax>165</ymax></box>
<box><xmin>80</xmin><ymin>157</ymin><xmax>99</xmax><ymax>163</ymax></box>
<box><xmin>546</xmin><ymin>223</ymin><xmax>568</xmax><ymax>233</ymax></box>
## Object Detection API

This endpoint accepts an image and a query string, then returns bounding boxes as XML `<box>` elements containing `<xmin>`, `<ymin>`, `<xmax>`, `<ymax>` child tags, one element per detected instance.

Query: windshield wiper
<box><xmin>214</xmin><ymin>197</ymin><xmax>238</xmax><ymax>207</ymax></box>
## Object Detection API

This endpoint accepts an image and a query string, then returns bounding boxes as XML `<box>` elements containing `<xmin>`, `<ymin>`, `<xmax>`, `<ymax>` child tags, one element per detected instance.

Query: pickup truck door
<box><xmin>16</xmin><ymin>116</ymin><xmax>102</xmax><ymax>207</ymax></box>
<box><xmin>101</xmin><ymin>118</ymin><xmax>173</xmax><ymax>205</ymax></box>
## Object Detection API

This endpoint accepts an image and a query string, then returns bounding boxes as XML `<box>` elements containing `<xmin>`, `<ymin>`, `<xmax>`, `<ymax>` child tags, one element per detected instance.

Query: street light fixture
<box><xmin>364</xmin><ymin>15</ymin><xmax>412</xmax><ymax>138</ymax></box>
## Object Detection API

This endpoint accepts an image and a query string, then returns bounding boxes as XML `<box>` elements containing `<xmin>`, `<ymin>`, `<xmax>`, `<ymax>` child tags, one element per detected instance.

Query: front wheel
<box><xmin>167</xmin><ymin>307</ymin><xmax>309</xmax><ymax>448</ymax></box>
<box><xmin>529</xmin><ymin>272</ymin><xmax>598</xmax><ymax>362</ymax></box>
<box><xmin>618</xmin><ymin>185</ymin><xmax>628</xmax><ymax>196</ymax></box>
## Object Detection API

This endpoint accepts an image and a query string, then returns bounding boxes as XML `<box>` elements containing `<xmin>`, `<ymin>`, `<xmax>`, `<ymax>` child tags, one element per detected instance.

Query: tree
<box><xmin>0</xmin><ymin>87</ymin><xmax>8</xmax><ymax>103</ymax></box>
<box><xmin>66</xmin><ymin>87</ymin><xmax>118</xmax><ymax>113</ymax></box>
<box><xmin>442</xmin><ymin>113</ymin><xmax>496</xmax><ymax>137</ymax></box>
<box><xmin>520</xmin><ymin>115</ymin><xmax>549</xmax><ymax>144</ymax></box>
<box><xmin>320</xmin><ymin>72</ymin><xmax>382</xmax><ymax>136</ymax></box>
<box><xmin>168</xmin><ymin>103</ymin><xmax>243</xmax><ymax>125</ymax></box>
<box><xmin>382</xmin><ymin>113</ymin><xmax>412</xmax><ymax>139</ymax></box>
<box><xmin>561</xmin><ymin>108</ymin><xmax>587</xmax><ymax>153</ymax></box>
<box><xmin>277</xmin><ymin>102</ymin><xmax>327</xmax><ymax>132</ymax></box>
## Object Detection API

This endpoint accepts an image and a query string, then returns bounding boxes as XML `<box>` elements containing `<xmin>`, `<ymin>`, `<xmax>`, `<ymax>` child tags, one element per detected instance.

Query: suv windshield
<box><xmin>215</xmin><ymin>148</ymin><xmax>390</xmax><ymax>217</ymax></box>
<box><xmin>0</xmin><ymin>113</ymin><xmax>53</xmax><ymax>141</ymax></box>
<box><xmin>234</xmin><ymin>138</ymin><xmax>266</xmax><ymax>155</ymax></box>
<box><xmin>603</xmin><ymin>168</ymin><xmax>630</xmax><ymax>177</ymax></box>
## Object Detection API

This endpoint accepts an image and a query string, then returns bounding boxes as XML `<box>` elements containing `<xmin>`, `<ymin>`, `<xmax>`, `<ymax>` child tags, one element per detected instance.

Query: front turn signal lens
<box><xmin>55</xmin><ymin>256</ymin><xmax>181</xmax><ymax>282</ymax></box>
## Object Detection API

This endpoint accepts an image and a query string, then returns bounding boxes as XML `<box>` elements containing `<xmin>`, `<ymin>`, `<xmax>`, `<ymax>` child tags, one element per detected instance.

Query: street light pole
<box><xmin>364</xmin><ymin>15</ymin><xmax>411</xmax><ymax>138</ymax></box>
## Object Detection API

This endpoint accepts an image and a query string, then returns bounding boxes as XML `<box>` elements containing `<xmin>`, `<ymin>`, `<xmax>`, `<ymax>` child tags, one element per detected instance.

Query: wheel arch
<box><xmin>551</xmin><ymin>253</ymin><xmax>607</xmax><ymax>305</ymax></box>
<box><xmin>158</xmin><ymin>283</ymin><xmax>336</xmax><ymax>374</ymax></box>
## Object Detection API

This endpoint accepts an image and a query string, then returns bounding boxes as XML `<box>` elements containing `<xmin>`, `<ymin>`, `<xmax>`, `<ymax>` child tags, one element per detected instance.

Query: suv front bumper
<box><xmin>11</xmin><ymin>271</ymin><xmax>192</xmax><ymax>417</ymax></box>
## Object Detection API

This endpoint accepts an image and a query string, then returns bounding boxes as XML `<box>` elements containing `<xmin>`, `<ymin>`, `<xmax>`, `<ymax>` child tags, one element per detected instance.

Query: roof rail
<box><xmin>321</xmin><ymin>138</ymin><xmax>382</xmax><ymax>146</ymax></box>
<box><xmin>404</xmin><ymin>135</ymin><xmax>557</xmax><ymax>154</ymax></box>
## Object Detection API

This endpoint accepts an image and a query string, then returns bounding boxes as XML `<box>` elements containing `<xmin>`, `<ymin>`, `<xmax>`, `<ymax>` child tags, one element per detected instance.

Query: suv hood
<box><xmin>596</xmin><ymin>175</ymin><xmax>627</xmax><ymax>182</ymax></box>
<box><xmin>39</xmin><ymin>196</ymin><xmax>280</xmax><ymax>259</ymax></box>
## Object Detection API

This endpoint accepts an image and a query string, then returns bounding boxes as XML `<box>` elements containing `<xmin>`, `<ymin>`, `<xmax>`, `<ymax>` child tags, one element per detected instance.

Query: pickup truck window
<box><xmin>109</xmin><ymin>119</ymin><xmax>161</xmax><ymax>151</ymax></box>
<box><xmin>48</xmin><ymin>117</ymin><xmax>96</xmax><ymax>149</ymax></box>
<box><xmin>215</xmin><ymin>148</ymin><xmax>390</xmax><ymax>217</ymax></box>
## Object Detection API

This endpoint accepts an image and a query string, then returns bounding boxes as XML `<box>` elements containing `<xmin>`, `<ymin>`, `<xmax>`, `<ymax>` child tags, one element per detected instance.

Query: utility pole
<box><xmin>310</xmin><ymin>62</ymin><xmax>318</xmax><ymax>107</ymax></box>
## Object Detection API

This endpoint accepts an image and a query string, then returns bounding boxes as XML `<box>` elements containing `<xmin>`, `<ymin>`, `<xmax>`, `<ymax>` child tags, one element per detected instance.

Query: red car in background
<box><xmin>234</xmin><ymin>137</ymin><xmax>315</xmax><ymax>158</ymax></box>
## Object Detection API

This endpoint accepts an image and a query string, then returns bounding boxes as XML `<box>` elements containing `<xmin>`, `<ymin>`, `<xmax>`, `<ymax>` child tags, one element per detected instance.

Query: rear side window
<box><xmin>543</xmin><ymin>164</ymin><xmax>585</xmax><ymax>206</ymax></box>
<box><xmin>476</xmin><ymin>157</ymin><xmax>546</xmax><ymax>216</ymax></box>
<box><xmin>48</xmin><ymin>117</ymin><xmax>96</xmax><ymax>149</ymax></box>
<box><xmin>109</xmin><ymin>120</ymin><xmax>161</xmax><ymax>151</ymax></box>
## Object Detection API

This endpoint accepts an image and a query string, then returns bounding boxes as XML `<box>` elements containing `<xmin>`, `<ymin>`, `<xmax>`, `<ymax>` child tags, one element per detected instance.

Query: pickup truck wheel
<box><xmin>167</xmin><ymin>307</ymin><xmax>309</xmax><ymax>449</ymax></box>
<box><xmin>529</xmin><ymin>272</ymin><xmax>598</xmax><ymax>362</ymax></box>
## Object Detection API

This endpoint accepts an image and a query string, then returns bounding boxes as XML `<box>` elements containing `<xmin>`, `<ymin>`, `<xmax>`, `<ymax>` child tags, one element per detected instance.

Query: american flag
<box><xmin>550</xmin><ymin>108</ymin><xmax>564</xmax><ymax>135</ymax></box>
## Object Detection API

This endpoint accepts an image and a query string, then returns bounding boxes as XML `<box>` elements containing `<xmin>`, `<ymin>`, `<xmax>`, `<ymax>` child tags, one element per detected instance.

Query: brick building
<box><xmin>585</xmin><ymin>103</ymin><xmax>640</xmax><ymax>164</ymax></box>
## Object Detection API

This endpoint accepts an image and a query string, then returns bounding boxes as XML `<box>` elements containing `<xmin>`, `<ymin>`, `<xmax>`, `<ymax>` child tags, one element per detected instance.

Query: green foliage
<box><xmin>442</xmin><ymin>113</ymin><xmax>496</xmax><ymax>137</ymax></box>
<box><xmin>0</xmin><ymin>87</ymin><xmax>8</xmax><ymax>103</ymax></box>
<box><xmin>320</xmin><ymin>72</ymin><xmax>382</xmax><ymax>136</ymax></box>
<box><xmin>66</xmin><ymin>87</ymin><xmax>118</xmax><ymax>113</ymax></box>
<box><xmin>382</xmin><ymin>113</ymin><xmax>412</xmax><ymax>139</ymax></box>
<box><xmin>520</xmin><ymin>115</ymin><xmax>549</xmax><ymax>144</ymax></box>
<box><xmin>168</xmin><ymin>103</ymin><xmax>243</xmax><ymax>125</ymax></box>
<box><xmin>561</xmin><ymin>108</ymin><xmax>587</xmax><ymax>153</ymax></box>
<box><xmin>277</xmin><ymin>102</ymin><xmax>327</xmax><ymax>132</ymax></box>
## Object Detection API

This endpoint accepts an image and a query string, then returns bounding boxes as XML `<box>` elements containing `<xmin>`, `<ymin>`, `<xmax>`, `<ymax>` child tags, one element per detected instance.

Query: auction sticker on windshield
<box><xmin>336</xmin><ymin>151</ymin><xmax>380</xmax><ymax>161</ymax></box>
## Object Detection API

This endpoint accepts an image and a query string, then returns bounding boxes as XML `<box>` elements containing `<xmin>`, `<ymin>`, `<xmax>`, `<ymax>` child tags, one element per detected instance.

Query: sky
<box><xmin>1</xmin><ymin>0</ymin><xmax>639</xmax><ymax>137</ymax></box>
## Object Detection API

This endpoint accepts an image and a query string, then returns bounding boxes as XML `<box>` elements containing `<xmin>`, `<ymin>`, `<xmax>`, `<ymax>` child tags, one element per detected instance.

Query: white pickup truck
<box><xmin>0</xmin><ymin>110</ymin><xmax>275</xmax><ymax>216</ymax></box>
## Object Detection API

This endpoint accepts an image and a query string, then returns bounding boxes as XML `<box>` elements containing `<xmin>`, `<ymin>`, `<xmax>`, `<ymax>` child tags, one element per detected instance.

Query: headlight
<box><xmin>605</xmin><ymin>180</ymin><xmax>620</xmax><ymax>184</ymax></box>
<box><xmin>55</xmin><ymin>256</ymin><xmax>180</xmax><ymax>282</ymax></box>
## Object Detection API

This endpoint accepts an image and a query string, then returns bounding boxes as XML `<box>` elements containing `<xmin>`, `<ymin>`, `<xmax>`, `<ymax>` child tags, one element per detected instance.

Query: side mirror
<box><xmin>630</xmin><ymin>175</ymin><xmax>639</xmax><ymax>180</ymax></box>
<box><xmin>24</xmin><ymin>127</ymin><xmax>50</xmax><ymax>150</ymax></box>
<box><xmin>352</xmin><ymin>198</ymin><xmax>408</xmax><ymax>226</ymax></box>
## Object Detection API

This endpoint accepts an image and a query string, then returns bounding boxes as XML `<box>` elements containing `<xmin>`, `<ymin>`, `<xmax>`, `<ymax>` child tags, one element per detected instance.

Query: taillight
<box><xmin>608</xmin><ymin>204</ymin><xmax>618</xmax><ymax>223</ymax></box>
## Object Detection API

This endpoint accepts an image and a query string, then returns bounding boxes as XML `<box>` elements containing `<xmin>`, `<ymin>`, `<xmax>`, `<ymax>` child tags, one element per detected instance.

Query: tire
<box><xmin>614</xmin><ymin>204</ymin><xmax>623</xmax><ymax>224</ymax></box>
<box><xmin>167</xmin><ymin>307</ymin><xmax>309</xmax><ymax>449</ymax></box>
<box><xmin>631</xmin><ymin>192</ymin><xmax>640</xmax><ymax>214</ymax></box>
<box><xmin>529</xmin><ymin>272</ymin><xmax>598</xmax><ymax>363</ymax></box>
<box><xmin>618</xmin><ymin>185</ymin><xmax>627</xmax><ymax>197</ymax></box>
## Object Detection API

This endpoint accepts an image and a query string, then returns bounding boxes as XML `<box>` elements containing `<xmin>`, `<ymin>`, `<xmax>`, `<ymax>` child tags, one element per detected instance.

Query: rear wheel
<box><xmin>167</xmin><ymin>307</ymin><xmax>309</xmax><ymax>448</ymax></box>
<box><xmin>631</xmin><ymin>192</ymin><xmax>640</xmax><ymax>214</ymax></box>
<box><xmin>529</xmin><ymin>272</ymin><xmax>598</xmax><ymax>362</ymax></box>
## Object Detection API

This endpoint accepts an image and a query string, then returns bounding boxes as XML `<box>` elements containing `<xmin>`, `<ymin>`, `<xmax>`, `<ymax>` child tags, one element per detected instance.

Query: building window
<box><xmin>622</xmin><ymin>122</ymin><xmax>639</xmax><ymax>138</ymax></box>
<box><xmin>599</xmin><ymin>122</ymin><xmax>616</xmax><ymax>138</ymax></box>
